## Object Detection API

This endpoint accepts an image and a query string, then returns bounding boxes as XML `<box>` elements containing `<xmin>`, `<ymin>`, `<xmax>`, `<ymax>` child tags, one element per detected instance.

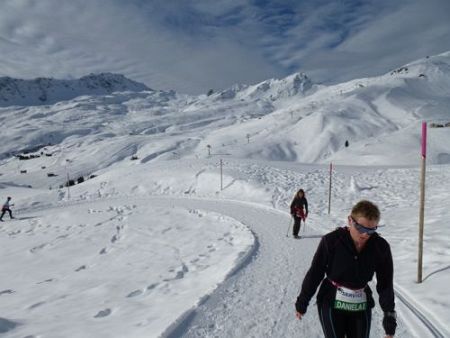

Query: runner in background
<box><xmin>0</xmin><ymin>196</ymin><xmax>14</xmax><ymax>221</ymax></box>
<box><xmin>290</xmin><ymin>189</ymin><xmax>308</xmax><ymax>238</ymax></box>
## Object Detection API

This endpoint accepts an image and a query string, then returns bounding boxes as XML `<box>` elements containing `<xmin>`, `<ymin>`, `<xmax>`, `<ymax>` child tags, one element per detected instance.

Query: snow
<box><xmin>0</xmin><ymin>199</ymin><xmax>253</xmax><ymax>337</ymax></box>
<box><xmin>0</xmin><ymin>51</ymin><xmax>450</xmax><ymax>337</ymax></box>
<box><xmin>0</xmin><ymin>73</ymin><xmax>150</xmax><ymax>107</ymax></box>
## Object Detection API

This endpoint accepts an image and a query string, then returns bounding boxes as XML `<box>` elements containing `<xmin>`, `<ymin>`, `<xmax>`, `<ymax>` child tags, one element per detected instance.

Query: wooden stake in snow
<box><xmin>220</xmin><ymin>159</ymin><xmax>223</xmax><ymax>190</ymax></box>
<box><xmin>418</xmin><ymin>122</ymin><xmax>427</xmax><ymax>283</ymax></box>
<box><xmin>66</xmin><ymin>169</ymin><xmax>71</xmax><ymax>200</ymax></box>
<box><xmin>328</xmin><ymin>162</ymin><xmax>333</xmax><ymax>215</ymax></box>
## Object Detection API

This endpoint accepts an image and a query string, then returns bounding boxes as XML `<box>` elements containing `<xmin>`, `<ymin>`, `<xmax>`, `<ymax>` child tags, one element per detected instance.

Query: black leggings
<box><xmin>293</xmin><ymin>216</ymin><xmax>303</xmax><ymax>236</ymax></box>
<box><xmin>0</xmin><ymin>208</ymin><xmax>12</xmax><ymax>219</ymax></box>
<box><xmin>318</xmin><ymin>303</ymin><xmax>371</xmax><ymax>338</ymax></box>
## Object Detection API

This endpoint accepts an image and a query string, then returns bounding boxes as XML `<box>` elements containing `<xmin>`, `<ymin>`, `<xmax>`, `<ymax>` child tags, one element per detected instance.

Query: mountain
<box><xmin>0</xmin><ymin>51</ymin><xmax>450</xmax><ymax>188</ymax></box>
<box><xmin>196</xmin><ymin>51</ymin><xmax>450</xmax><ymax>165</ymax></box>
<box><xmin>214</xmin><ymin>72</ymin><xmax>314</xmax><ymax>101</ymax></box>
<box><xmin>0</xmin><ymin>73</ymin><xmax>151</xmax><ymax>107</ymax></box>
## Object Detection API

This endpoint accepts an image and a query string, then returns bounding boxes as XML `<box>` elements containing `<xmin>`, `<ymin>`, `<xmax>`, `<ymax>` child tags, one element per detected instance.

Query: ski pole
<box><xmin>286</xmin><ymin>218</ymin><xmax>293</xmax><ymax>237</ymax></box>
<box><xmin>303</xmin><ymin>218</ymin><xmax>306</xmax><ymax>233</ymax></box>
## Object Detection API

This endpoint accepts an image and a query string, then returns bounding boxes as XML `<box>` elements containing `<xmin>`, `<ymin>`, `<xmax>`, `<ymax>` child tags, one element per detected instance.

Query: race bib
<box><xmin>334</xmin><ymin>286</ymin><xmax>367</xmax><ymax>312</ymax></box>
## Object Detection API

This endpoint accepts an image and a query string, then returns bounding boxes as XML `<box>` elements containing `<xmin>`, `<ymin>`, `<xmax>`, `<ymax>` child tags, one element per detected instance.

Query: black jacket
<box><xmin>296</xmin><ymin>227</ymin><xmax>395</xmax><ymax>314</ymax></box>
<box><xmin>290</xmin><ymin>196</ymin><xmax>308</xmax><ymax>216</ymax></box>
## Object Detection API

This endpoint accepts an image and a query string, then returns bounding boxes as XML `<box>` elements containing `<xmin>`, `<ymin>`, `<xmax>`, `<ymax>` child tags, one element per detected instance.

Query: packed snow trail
<box><xmin>152</xmin><ymin>197</ymin><xmax>412</xmax><ymax>338</ymax></box>
<box><xmin>1</xmin><ymin>195</ymin><xmax>440</xmax><ymax>337</ymax></box>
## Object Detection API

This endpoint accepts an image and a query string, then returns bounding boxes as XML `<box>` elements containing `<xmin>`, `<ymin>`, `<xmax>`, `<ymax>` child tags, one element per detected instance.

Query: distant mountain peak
<box><xmin>277</xmin><ymin>72</ymin><xmax>313</xmax><ymax>94</ymax></box>
<box><xmin>215</xmin><ymin>71</ymin><xmax>314</xmax><ymax>101</ymax></box>
<box><xmin>0</xmin><ymin>73</ymin><xmax>151</xmax><ymax>107</ymax></box>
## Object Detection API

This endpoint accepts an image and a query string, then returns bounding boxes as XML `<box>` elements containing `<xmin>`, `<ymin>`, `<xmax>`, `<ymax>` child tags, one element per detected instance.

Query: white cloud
<box><xmin>0</xmin><ymin>0</ymin><xmax>449</xmax><ymax>93</ymax></box>
<box><xmin>0</xmin><ymin>0</ymin><xmax>281</xmax><ymax>94</ymax></box>
<box><xmin>273</xmin><ymin>0</ymin><xmax>450</xmax><ymax>83</ymax></box>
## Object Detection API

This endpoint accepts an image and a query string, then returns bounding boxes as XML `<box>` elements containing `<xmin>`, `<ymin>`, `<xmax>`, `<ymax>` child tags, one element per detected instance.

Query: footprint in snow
<box><xmin>75</xmin><ymin>265</ymin><xmax>87</xmax><ymax>272</ymax></box>
<box><xmin>37</xmin><ymin>279</ymin><xmax>54</xmax><ymax>284</ymax></box>
<box><xmin>94</xmin><ymin>308</ymin><xmax>111</xmax><ymax>318</ymax></box>
<box><xmin>28</xmin><ymin>301</ymin><xmax>46</xmax><ymax>310</ymax></box>
<box><xmin>164</xmin><ymin>264</ymin><xmax>189</xmax><ymax>281</ymax></box>
<box><xmin>127</xmin><ymin>283</ymin><xmax>159</xmax><ymax>298</ymax></box>
<box><xmin>0</xmin><ymin>289</ymin><xmax>14</xmax><ymax>296</ymax></box>
<box><xmin>29</xmin><ymin>243</ymin><xmax>49</xmax><ymax>253</ymax></box>
<box><xmin>147</xmin><ymin>283</ymin><xmax>158</xmax><ymax>291</ymax></box>
<box><xmin>127</xmin><ymin>290</ymin><xmax>143</xmax><ymax>298</ymax></box>
<box><xmin>174</xmin><ymin>271</ymin><xmax>184</xmax><ymax>279</ymax></box>
<box><xmin>161</xmin><ymin>227</ymin><xmax>171</xmax><ymax>234</ymax></box>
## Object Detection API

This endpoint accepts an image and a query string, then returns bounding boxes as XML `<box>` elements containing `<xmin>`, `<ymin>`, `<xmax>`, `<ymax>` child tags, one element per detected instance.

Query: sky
<box><xmin>1</xmin><ymin>0</ymin><xmax>450</xmax><ymax>93</ymax></box>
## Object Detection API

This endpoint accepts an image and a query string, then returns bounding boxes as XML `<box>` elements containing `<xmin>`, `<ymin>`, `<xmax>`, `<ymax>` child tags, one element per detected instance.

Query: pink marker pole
<box><xmin>421</xmin><ymin>122</ymin><xmax>427</xmax><ymax>158</ymax></box>
<box><xmin>418</xmin><ymin>122</ymin><xmax>427</xmax><ymax>283</ymax></box>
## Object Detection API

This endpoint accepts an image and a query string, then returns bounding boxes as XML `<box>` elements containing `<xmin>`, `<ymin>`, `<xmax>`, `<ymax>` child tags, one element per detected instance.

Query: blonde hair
<box><xmin>351</xmin><ymin>200</ymin><xmax>380</xmax><ymax>221</ymax></box>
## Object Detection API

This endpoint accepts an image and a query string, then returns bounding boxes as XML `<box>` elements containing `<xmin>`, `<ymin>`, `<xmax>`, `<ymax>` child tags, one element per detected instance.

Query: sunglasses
<box><xmin>351</xmin><ymin>217</ymin><xmax>378</xmax><ymax>235</ymax></box>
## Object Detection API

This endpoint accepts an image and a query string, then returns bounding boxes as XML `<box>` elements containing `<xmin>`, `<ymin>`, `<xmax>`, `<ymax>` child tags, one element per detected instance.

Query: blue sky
<box><xmin>0</xmin><ymin>0</ymin><xmax>449</xmax><ymax>94</ymax></box>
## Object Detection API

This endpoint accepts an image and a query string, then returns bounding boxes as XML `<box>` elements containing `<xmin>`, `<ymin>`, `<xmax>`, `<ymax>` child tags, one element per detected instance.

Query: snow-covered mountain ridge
<box><xmin>214</xmin><ymin>72</ymin><xmax>314</xmax><ymax>101</ymax></box>
<box><xmin>0</xmin><ymin>73</ymin><xmax>151</xmax><ymax>107</ymax></box>
<box><xmin>0</xmin><ymin>51</ymin><xmax>450</xmax><ymax>185</ymax></box>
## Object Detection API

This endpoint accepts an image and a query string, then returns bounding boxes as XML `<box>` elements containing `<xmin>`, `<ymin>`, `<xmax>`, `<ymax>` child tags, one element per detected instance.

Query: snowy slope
<box><xmin>1</xmin><ymin>159</ymin><xmax>449</xmax><ymax>337</ymax></box>
<box><xmin>208</xmin><ymin>52</ymin><xmax>450</xmax><ymax>165</ymax></box>
<box><xmin>0</xmin><ymin>51</ymin><xmax>450</xmax><ymax>337</ymax></box>
<box><xmin>1</xmin><ymin>52</ymin><xmax>450</xmax><ymax>168</ymax></box>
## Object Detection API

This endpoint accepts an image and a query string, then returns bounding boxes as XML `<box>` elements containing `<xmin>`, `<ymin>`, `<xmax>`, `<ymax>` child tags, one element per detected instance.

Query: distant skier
<box><xmin>295</xmin><ymin>200</ymin><xmax>397</xmax><ymax>338</ymax></box>
<box><xmin>0</xmin><ymin>196</ymin><xmax>14</xmax><ymax>221</ymax></box>
<box><xmin>290</xmin><ymin>189</ymin><xmax>308</xmax><ymax>238</ymax></box>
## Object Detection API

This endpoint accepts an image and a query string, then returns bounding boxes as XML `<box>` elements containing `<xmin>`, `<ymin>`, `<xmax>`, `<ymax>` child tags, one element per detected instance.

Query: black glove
<box><xmin>382</xmin><ymin>311</ymin><xmax>397</xmax><ymax>335</ymax></box>
<box><xmin>295</xmin><ymin>296</ymin><xmax>306</xmax><ymax>314</ymax></box>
